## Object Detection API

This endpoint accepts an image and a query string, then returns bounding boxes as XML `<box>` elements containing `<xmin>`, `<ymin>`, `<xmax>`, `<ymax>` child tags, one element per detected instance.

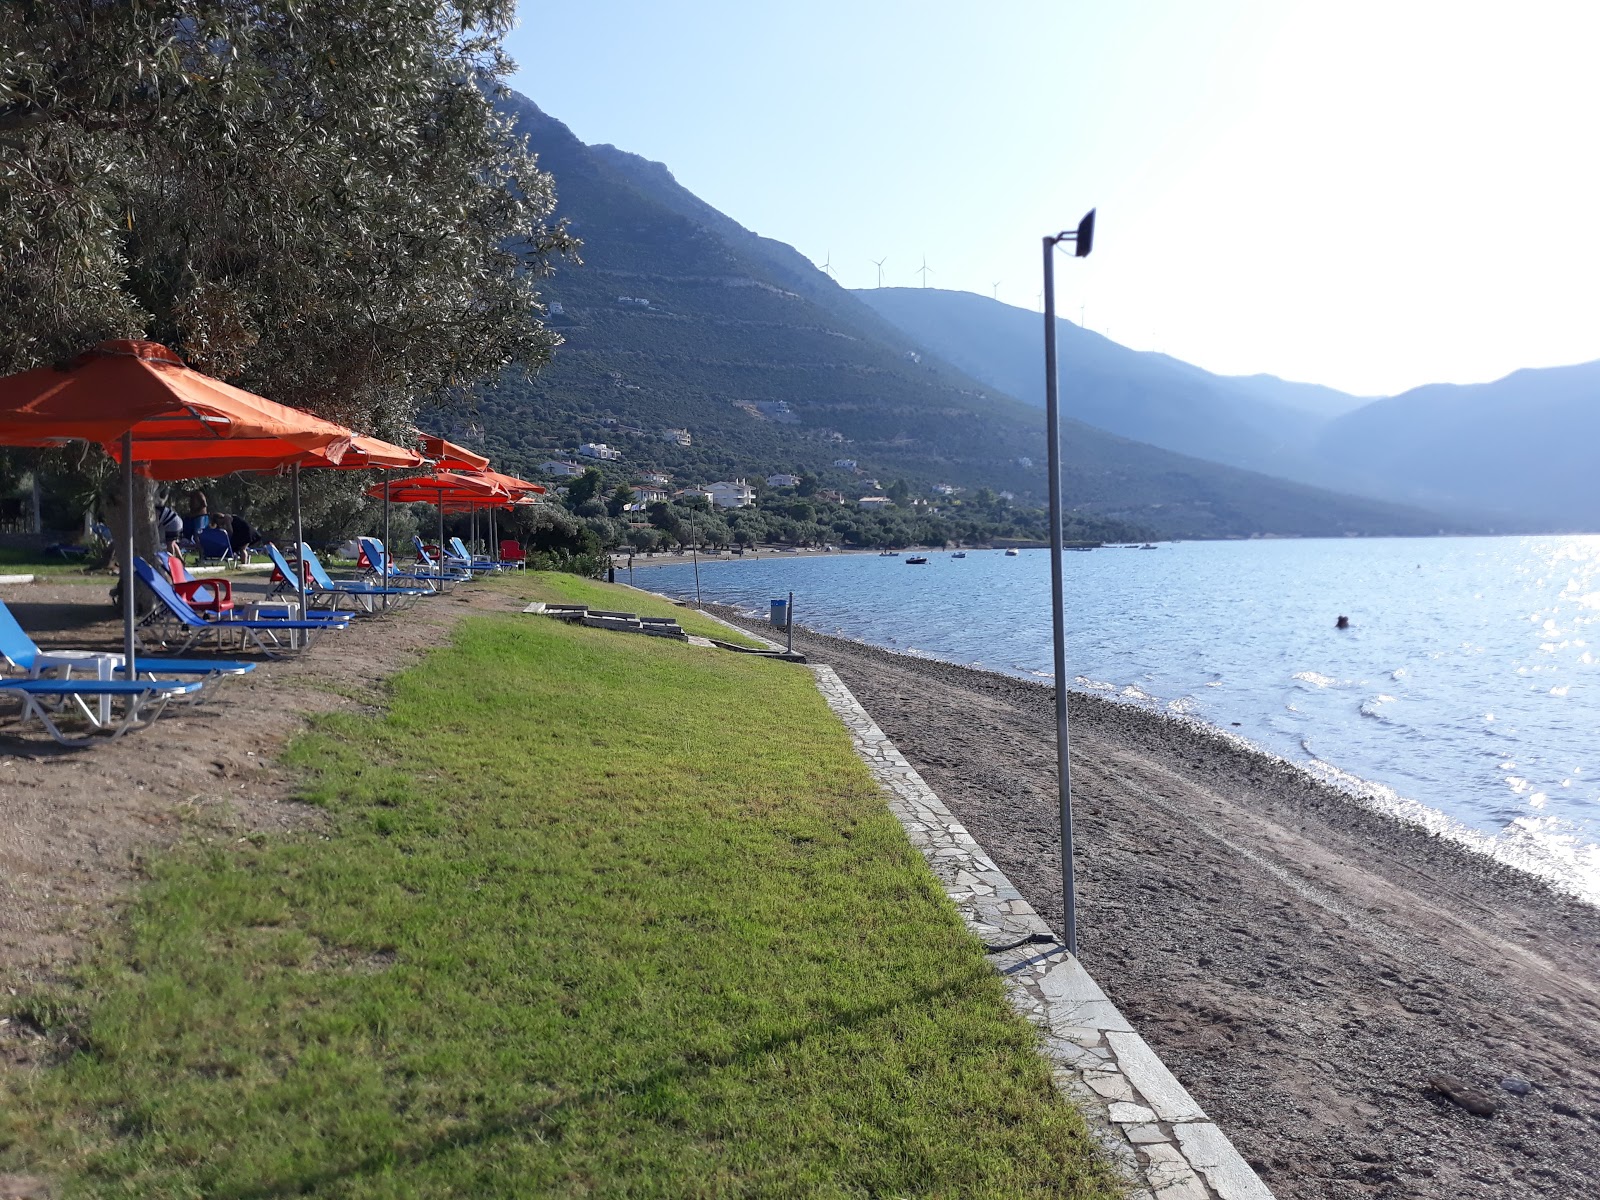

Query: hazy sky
<box><xmin>505</xmin><ymin>1</ymin><xmax>1600</xmax><ymax>397</ymax></box>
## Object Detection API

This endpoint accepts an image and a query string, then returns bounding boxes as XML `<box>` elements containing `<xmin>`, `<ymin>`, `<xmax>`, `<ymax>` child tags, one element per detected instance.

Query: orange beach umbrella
<box><xmin>133</xmin><ymin>432</ymin><xmax>425</xmax><ymax>480</ymax></box>
<box><xmin>367</xmin><ymin>471</ymin><xmax>509</xmax><ymax>568</ymax></box>
<box><xmin>415</xmin><ymin>432</ymin><xmax>489</xmax><ymax>472</ymax></box>
<box><xmin>0</xmin><ymin>341</ymin><xmax>351</xmax><ymax>461</ymax></box>
<box><xmin>0</xmin><ymin>340</ymin><xmax>359</xmax><ymax>673</ymax></box>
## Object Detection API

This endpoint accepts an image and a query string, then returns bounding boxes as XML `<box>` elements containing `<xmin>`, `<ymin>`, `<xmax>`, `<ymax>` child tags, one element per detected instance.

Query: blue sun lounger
<box><xmin>134</xmin><ymin>557</ymin><xmax>351</xmax><ymax>656</ymax></box>
<box><xmin>357</xmin><ymin>538</ymin><xmax>459</xmax><ymax>590</ymax></box>
<box><xmin>264</xmin><ymin>543</ymin><xmax>426</xmax><ymax>613</ymax></box>
<box><xmin>0</xmin><ymin>677</ymin><xmax>202</xmax><ymax>744</ymax></box>
<box><xmin>445</xmin><ymin>537</ymin><xmax>508</xmax><ymax>573</ymax></box>
<box><xmin>411</xmin><ymin>537</ymin><xmax>474</xmax><ymax>584</ymax></box>
<box><xmin>0</xmin><ymin>597</ymin><xmax>255</xmax><ymax>691</ymax></box>
<box><xmin>299</xmin><ymin>543</ymin><xmax>429</xmax><ymax>612</ymax></box>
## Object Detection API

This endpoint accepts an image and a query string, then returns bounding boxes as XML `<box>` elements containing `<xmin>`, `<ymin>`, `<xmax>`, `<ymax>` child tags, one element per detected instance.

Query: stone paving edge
<box><xmin>808</xmin><ymin>663</ymin><xmax>1276</xmax><ymax>1200</ymax></box>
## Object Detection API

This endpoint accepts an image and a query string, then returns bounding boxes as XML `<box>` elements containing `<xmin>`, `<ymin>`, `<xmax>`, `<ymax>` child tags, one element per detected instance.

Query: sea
<box><xmin>638</xmin><ymin>536</ymin><xmax>1600</xmax><ymax>905</ymax></box>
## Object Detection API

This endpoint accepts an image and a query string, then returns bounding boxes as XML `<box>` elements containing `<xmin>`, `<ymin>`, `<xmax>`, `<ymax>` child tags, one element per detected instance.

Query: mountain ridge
<box><xmin>465</xmin><ymin>91</ymin><xmax>1474</xmax><ymax>541</ymax></box>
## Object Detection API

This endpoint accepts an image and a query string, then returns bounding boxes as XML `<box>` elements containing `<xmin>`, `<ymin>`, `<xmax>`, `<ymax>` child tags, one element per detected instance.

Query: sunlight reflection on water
<box><xmin>644</xmin><ymin>535</ymin><xmax>1600</xmax><ymax>903</ymax></box>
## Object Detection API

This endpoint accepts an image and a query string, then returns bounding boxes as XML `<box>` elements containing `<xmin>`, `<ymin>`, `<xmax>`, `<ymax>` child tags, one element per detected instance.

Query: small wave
<box><xmin>1292</xmin><ymin>670</ymin><xmax>1339</xmax><ymax>688</ymax></box>
<box><xmin>1301</xmin><ymin>756</ymin><xmax>1600</xmax><ymax>905</ymax></box>
<box><xmin>1358</xmin><ymin>695</ymin><xmax>1398</xmax><ymax>722</ymax></box>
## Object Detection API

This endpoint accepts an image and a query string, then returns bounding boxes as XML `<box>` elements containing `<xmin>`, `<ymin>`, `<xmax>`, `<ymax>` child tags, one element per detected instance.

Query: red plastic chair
<box><xmin>498</xmin><ymin>539</ymin><xmax>526</xmax><ymax>565</ymax></box>
<box><xmin>165</xmin><ymin>553</ymin><xmax>234</xmax><ymax>619</ymax></box>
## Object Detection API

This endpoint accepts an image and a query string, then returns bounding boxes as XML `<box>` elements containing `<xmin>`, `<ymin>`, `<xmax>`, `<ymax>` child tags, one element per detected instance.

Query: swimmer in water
<box><xmin>1335</xmin><ymin>615</ymin><xmax>1351</xmax><ymax>629</ymax></box>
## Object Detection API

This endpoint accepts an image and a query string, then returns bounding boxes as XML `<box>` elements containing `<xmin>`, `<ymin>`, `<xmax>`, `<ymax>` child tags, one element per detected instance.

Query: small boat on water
<box><xmin>905</xmin><ymin>555</ymin><xmax>929</xmax><ymax>565</ymax></box>
<box><xmin>878</xmin><ymin>550</ymin><xmax>899</xmax><ymax>557</ymax></box>
<box><xmin>951</xmin><ymin>551</ymin><xmax>967</xmax><ymax>559</ymax></box>
<box><xmin>1004</xmin><ymin>547</ymin><xmax>1019</xmax><ymax>557</ymax></box>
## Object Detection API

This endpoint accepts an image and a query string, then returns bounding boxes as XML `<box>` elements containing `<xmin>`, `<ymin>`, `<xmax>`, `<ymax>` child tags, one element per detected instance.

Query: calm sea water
<box><xmin>640</xmin><ymin>537</ymin><xmax>1600</xmax><ymax>904</ymax></box>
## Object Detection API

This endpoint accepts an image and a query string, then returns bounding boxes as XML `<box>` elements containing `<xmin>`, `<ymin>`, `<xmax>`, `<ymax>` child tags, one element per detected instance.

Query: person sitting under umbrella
<box><xmin>211</xmin><ymin>510</ymin><xmax>258</xmax><ymax>563</ymax></box>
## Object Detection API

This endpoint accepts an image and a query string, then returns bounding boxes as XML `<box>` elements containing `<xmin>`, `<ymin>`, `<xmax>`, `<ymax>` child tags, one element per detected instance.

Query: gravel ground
<box><xmin>710</xmin><ymin>607</ymin><xmax>1600</xmax><ymax>1200</ymax></box>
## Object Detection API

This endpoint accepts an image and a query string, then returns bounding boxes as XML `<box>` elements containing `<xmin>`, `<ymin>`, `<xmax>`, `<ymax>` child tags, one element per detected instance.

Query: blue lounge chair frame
<box><xmin>0</xmin><ymin>677</ymin><xmax>200</xmax><ymax>745</ymax></box>
<box><xmin>0</xmin><ymin>598</ymin><xmax>254</xmax><ymax>703</ymax></box>
<box><xmin>195</xmin><ymin>525</ymin><xmax>236</xmax><ymax>567</ymax></box>
<box><xmin>357</xmin><ymin>538</ymin><xmax>458</xmax><ymax>591</ymax></box>
<box><xmin>134</xmin><ymin>557</ymin><xmax>351</xmax><ymax>656</ymax></box>
<box><xmin>411</xmin><ymin>536</ymin><xmax>474</xmax><ymax>584</ymax></box>
<box><xmin>296</xmin><ymin>543</ymin><xmax>428</xmax><ymax>613</ymax></box>
<box><xmin>264</xmin><ymin>543</ymin><xmax>425</xmax><ymax>614</ymax></box>
<box><xmin>446</xmin><ymin>537</ymin><xmax>514</xmax><ymax>572</ymax></box>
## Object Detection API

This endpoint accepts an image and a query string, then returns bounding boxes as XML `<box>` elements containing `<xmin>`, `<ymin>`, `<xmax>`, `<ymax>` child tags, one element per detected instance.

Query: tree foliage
<box><xmin>0</xmin><ymin>0</ymin><xmax>575</xmax><ymax>439</ymax></box>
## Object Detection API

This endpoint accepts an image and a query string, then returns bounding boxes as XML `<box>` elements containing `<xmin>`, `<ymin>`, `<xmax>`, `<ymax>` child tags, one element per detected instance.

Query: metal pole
<box><xmin>382</xmin><ymin>471</ymin><xmax>391</xmax><ymax>611</ymax></box>
<box><xmin>1043</xmin><ymin>235</ymin><xmax>1078</xmax><ymax>959</ymax></box>
<box><xmin>438</xmin><ymin>499</ymin><xmax>446</xmax><ymax>590</ymax></box>
<box><xmin>690</xmin><ymin>508</ymin><xmax>702</xmax><ymax>609</ymax></box>
<box><xmin>786</xmin><ymin>589</ymin><xmax>794</xmax><ymax>655</ymax></box>
<box><xmin>292</xmin><ymin>464</ymin><xmax>307</xmax><ymax>627</ymax></box>
<box><xmin>121</xmin><ymin>432</ymin><xmax>136</xmax><ymax>676</ymax></box>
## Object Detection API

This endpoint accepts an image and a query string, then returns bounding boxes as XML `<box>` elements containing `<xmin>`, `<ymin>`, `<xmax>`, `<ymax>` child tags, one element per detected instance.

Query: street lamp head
<box><xmin>1075</xmin><ymin>209</ymin><xmax>1095</xmax><ymax>258</ymax></box>
<box><xmin>1048</xmin><ymin>208</ymin><xmax>1096</xmax><ymax>257</ymax></box>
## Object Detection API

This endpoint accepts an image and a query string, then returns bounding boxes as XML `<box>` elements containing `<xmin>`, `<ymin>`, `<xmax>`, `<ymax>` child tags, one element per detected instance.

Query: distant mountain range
<box><xmin>463</xmin><ymin>91</ymin><xmax>1481</xmax><ymax>541</ymax></box>
<box><xmin>857</xmin><ymin>288</ymin><xmax>1600</xmax><ymax>531</ymax></box>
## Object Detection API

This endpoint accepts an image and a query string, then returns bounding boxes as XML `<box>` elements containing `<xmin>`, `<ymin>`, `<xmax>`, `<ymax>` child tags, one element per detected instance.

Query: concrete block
<box><xmin>1107</xmin><ymin>1031</ymin><xmax>1206</xmax><ymax>1122</ymax></box>
<box><xmin>1175</xmin><ymin>1122</ymin><xmax>1277</xmax><ymax>1199</ymax></box>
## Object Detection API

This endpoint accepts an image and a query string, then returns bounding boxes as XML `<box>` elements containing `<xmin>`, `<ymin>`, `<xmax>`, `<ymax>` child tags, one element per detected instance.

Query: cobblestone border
<box><xmin>810</xmin><ymin>664</ymin><xmax>1275</xmax><ymax>1200</ymax></box>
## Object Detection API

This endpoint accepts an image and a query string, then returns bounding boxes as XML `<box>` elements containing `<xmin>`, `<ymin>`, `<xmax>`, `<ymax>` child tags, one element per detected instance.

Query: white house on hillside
<box><xmin>707</xmin><ymin>480</ymin><xmax>755</xmax><ymax>509</ymax></box>
<box><xmin>629</xmin><ymin>484</ymin><xmax>668</xmax><ymax>503</ymax></box>
<box><xmin>857</xmin><ymin>495</ymin><xmax>893</xmax><ymax>511</ymax></box>
<box><xmin>661</xmin><ymin>428</ymin><xmax>692</xmax><ymax>447</ymax></box>
<box><xmin>833</xmin><ymin>458</ymin><xmax>857</xmax><ymax>470</ymax></box>
<box><xmin>579</xmin><ymin>442</ymin><xmax>622</xmax><ymax>461</ymax></box>
<box><xmin>641</xmin><ymin>471</ymin><xmax>672</xmax><ymax>486</ymax></box>
<box><xmin>765</xmin><ymin>473</ymin><xmax>801</xmax><ymax>488</ymax></box>
<box><xmin>539</xmin><ymin>460</ymin><xmax>584</xmax><ymax>478</ymax></box>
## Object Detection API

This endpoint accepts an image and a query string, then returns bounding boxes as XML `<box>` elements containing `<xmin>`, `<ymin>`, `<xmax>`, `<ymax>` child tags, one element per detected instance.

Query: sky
<box><xmin>504</xmin><ymin>1</ymin><xmax>1600</xmax><ymax>397</ymax></box>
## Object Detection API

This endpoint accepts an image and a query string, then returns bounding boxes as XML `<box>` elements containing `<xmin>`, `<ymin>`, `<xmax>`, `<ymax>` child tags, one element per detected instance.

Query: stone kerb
<box><xmin>809</xmin><ymin>664</ymin><xmax>1275</xmax><ymax>1200</ymax></box>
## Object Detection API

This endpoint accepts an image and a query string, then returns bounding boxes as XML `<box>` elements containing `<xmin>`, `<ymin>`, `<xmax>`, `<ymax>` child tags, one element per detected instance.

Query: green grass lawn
<box><xmin>512</xmin><ymin>572</ymin><xmax>767</xmax><ymax>647</ymax></box>
<box><xmin>0</xmin><ymin>546</ymin><xmax>113</xmax><ymax>581</ymax></box>
<box><xmin>0</xmin><ymin>610</ymin><xmax>1119</xmax><ymax>1198</ymax></box>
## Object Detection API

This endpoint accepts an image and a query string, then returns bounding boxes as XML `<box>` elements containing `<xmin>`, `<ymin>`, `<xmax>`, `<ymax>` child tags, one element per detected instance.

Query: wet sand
<box><xmin>712</xmin><ymin>608</ymin><xmax>1600</xmax><ymax>1199</ymax></box>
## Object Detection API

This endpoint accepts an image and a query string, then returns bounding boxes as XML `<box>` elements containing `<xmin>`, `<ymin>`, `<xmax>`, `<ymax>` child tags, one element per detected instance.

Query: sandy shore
<box><xmin>709</xmin><ymin>606</ymin><xmax>1600</xmax><ymax>1199</ymax></box>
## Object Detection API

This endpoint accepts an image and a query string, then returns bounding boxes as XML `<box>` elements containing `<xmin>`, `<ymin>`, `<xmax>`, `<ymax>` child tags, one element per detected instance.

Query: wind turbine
<box><xmin>916</xmin><ymin>255</ymin><xmax>934</xmax><ymax>288</ymax></box>
<box><xmin>870</xmin><ymin>257</ymin><xmax>886</xmax><ymax>288</ymax></box>
<box><xmin>820</xmin><ymin>251</ymin><xmax>836</xmax><ymax>280</ymax></box>
<box><xmin>992</xmin><ymin>281</ymin><xmax>1001</xmax><ymax>300</ymax></box>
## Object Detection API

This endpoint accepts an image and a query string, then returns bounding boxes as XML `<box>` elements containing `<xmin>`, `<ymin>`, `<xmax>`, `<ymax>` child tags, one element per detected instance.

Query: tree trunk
<box><xmin>104</xmin><ymin>472</ymin><xmax>159</xmax><ymax>613</ymax></box>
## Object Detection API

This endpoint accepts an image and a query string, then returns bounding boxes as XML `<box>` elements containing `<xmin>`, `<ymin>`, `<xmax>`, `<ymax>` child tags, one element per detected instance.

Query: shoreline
<box><xmin>679</xmin><ymin>592</ymin><xmax>1600</xmax><ymax>908</ymax></box>
<box><xmin>703</xmin><ymin>601</ymin><xmax>1589</xmax><ymax>906</ymax></box>
<box><xmin>704</xmin><ymin>602</ymin><xmax>1600</xmax><ymax>1198</ymax></box>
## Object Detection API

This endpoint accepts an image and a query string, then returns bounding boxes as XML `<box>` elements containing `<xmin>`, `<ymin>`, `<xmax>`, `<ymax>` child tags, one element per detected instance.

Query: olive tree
<box><xmin>1</xmin><ymin>1</ymin><xmax>574</xmax><ymax>551</ymax></box>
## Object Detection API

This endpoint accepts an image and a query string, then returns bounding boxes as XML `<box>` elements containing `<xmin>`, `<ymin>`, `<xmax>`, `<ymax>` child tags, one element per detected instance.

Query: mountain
<box><xmin>1313</xmin><ymin>361</ymin><xmax>1600</xmax><ymax>529</ymax></box>
<box><xmin>466</xmin><ymin>91</ymin><xmax>1469</xmax><ymax>540</ymax></box>
<box><xmin>856</xmin><ymin>287</ymin><xmax>1600</xmax><ymax>532</ymax></box>
<box><xmin>854</xmin><ymin>287</ymin><xmax>1360</xmax><ymax>485</ymax></box>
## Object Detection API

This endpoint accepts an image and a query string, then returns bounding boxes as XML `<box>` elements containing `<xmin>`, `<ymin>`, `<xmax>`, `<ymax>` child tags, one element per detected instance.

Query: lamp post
<box><xmin>1042</xmin><ymin>209</ymin><xmax>1095</xmax><ymax>958</ymax></box>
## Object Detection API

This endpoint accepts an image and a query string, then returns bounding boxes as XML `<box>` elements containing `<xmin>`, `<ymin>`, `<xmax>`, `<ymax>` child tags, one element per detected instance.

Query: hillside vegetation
<box><xmin>463</xmin><ymin>92</ymin><xmax>1472</xmax><ymax>541</ymax></box>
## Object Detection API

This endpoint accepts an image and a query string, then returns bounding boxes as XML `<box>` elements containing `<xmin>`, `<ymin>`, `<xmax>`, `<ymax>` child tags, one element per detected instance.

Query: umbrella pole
<box><xmin>438</xmin><ymin>501</ymin><xmax>445</xmax><ymax>591</ymax></box>
<box><xmin>293</xmin><ymin>464</ymin><xmax>307</xmax><ymax>627</ymax></box>
<box><xmin>122</xmin><ymin>432</ymin><xmax>136</xmax><ymax>676</ymax></box>
<box><xmin>382</xmin><ymin>472</ymin><xmax>391</xmax><ymax>610</ymax></box>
